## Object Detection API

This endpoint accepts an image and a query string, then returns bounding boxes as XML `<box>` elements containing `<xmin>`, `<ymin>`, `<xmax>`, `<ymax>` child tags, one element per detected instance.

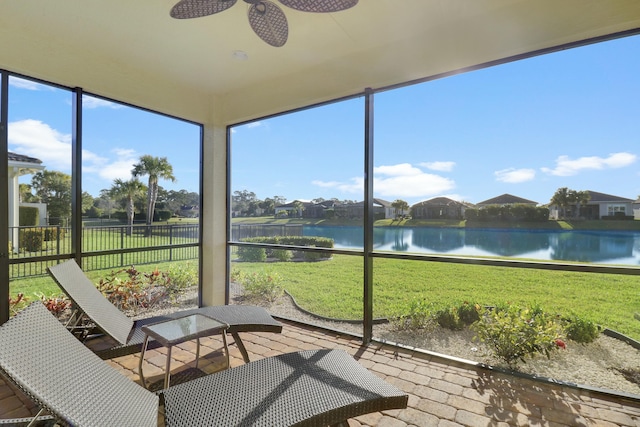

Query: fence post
<box><xmin>169</xmin><ymin>225</ymin><xmax>173</xmax><ymax>261</ymax></box>
<box><xmin>120</xmin><ymin>226</ymin><xmax>124</xmax><ymax>267</ymax></box>
<box><xmin>56</xmin><ymin>225</ymin><xmax>61</xmax><ymax>256</ymax></box>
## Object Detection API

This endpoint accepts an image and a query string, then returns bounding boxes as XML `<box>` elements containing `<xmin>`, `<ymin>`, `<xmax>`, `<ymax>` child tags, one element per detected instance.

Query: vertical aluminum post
<box><xmin>363</xmin><ymin>88</ymin><xmax>374</xmax><ymax>343</ymax></box>
<box><xmin>71</xmin><ymin>88</ymin><xmax>83</xmax><ymax>264</ymax></box>
<box><xmin>0</xmin><ymin>74</ymin><xmax>9</xmax><ymax>323</ymax></box>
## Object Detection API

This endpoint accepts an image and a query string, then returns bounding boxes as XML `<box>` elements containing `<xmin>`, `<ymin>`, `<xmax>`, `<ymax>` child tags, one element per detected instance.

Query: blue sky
<box><xmin>232</xmin><ymin>34</ymin><xmax>640</xmax><ymax>206</ymax></box>
<box><xmin>7</xmin><ymin>34</ymin><xmax>640</xmax><ymax>206</ymax></box>
<box><xmin>7</xmin><ymin>79</ymin><xmax>201</xmax><ymax>197</ymax></box>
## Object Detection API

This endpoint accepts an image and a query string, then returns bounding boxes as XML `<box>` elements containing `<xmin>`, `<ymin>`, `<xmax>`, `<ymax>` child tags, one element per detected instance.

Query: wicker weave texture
<box><xmin>162</xmin><ymin>349</ymin><xmax>408</xmax><ymax>427</ymax></box>
<box><xmin>0</xmin><ymin>303</ymin><xmax>158</xmax><ymax>427</ymax></box>
<box><xmin>48</xmin><ymin>260</ymin><xmax>134</xmax><ymax>345</ymax></box>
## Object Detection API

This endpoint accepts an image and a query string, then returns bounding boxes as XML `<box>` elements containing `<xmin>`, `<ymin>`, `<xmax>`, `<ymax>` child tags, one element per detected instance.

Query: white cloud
<box><xmin>419</xmin><ymin>161</ymin><xmax>455</xmax><ymax>172</ymax></box>
<box><xmin>9</xmin><ymin>77</ymin><xmax>50</xmax><ymax>91</ymax></box>
<box><xmin>374</xmin><ymin>163</ymin><xmax>423</xmax><ymax>176</ymax></box>
<box><xmin>8</xmin><ymin>119</ymin><xmax>72</xmax><ymax>170</ymax></box>
<box><xmin>246</xmin><ymin>121</ymin><xmax>262</xmax><ymax>128</ymax></box>
<box><xmin>495</xmin><ymin>168</ymin><xmax>536</xmax><ymax>183</ymax></box>
<box><xmin>86</xmin><ymin>148</ymin><xmax>140</xmax><ymax>182</ymax></box>
<box><xmin>312</xmin><ymin>178</ymin><xmax>362</xmax><ymax>194</ymax></box>
<box><xmin>312</xmin><ymin>163</ymin><xmax>455</xmax><ymax>199</ymax></box>
<box><xmin>82</xmin><ymin>96</ymin><xmax>123</xmax><ymax>109</ymax></box>
<box><xmin>8</xmin><ymin>119</ymin><xmax>138</xmax><ymax>188</ymax></box>
<box><xmin>541</xmin><ymin>152</ymin><xmax>636</xmax><ymax>176</ymax></box>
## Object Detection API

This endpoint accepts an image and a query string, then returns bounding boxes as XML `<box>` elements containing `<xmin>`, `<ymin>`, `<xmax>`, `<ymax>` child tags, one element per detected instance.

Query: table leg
<box><xmin>195</xmin><ymin>337</ymin><xmax>200</xmax><ymax>369</ymax></box>
<box><xmin>164</xmin><ymin>346</ymin><xmax>173</xmax><ymax>389</ymax></box>
<box><xmin>139</xmin><ymin>335</ymin><xmax>150</xmax><ymax>389</ymax></box>
<box><xmin>222</xmin><ymin>332</ymin><xmax>230</xmax><ymax>369</ymax></box>
<box><xmin>232</xmin><ymin>332</ymin><xmax>251</xmax><ymax>363</ymax></box>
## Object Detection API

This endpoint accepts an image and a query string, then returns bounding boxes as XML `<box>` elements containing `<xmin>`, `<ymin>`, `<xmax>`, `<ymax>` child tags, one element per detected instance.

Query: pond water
<box><xmin>303</xmin><ymin>225</ymin><xmax>640</xmax><ymax>266</ymax></box>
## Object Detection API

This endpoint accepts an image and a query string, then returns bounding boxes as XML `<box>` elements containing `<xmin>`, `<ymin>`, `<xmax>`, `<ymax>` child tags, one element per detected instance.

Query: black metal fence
<box><xmin>8</xmin><ymin>223</ymin><xmax>199</xmax><ymax>279</ymax></box>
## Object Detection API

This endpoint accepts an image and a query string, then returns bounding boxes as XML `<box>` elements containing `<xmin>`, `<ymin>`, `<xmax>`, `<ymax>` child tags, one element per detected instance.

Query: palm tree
<box><xmin>573</xmin><ymin>190</ymin><xmax>591</xmax><ymax>219</ymax></box>
<box><xmin>391</xmin><ymin>199</ymin><xmax>409</xmax><ymax>219</ymax></box>
<box><xmin>109</xmin><ymin>178</ymin><xmax>146</xmax><ymax>235</ymax></box>
<box><xmin>550</xmin><ymin>187</ymin><xmax>571</xmax><ymax>219</ymax></box>
<box><xmin>132</xmin><ymin>155</ymin><xmax>176</xmax><ymax>235</ymax></box>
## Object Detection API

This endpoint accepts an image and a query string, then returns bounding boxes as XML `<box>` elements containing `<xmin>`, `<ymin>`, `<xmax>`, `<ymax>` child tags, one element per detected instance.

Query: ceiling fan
<box><xmin>170</xmin><ymin>0</ymin><xmax>358</xmax><ymax>47</ymax></box>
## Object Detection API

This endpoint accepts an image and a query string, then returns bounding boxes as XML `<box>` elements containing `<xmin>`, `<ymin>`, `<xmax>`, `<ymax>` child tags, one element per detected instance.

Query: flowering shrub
<box><xmin>232</xmin><ymin>268</ymin><xmax>284</xmax><ymax>303</ymax></box>
<box><xmin>97</xmin><ymin>266</ymin><xmax>169</xmax><ymax>313</ymax></box>
<box><xmin>38</xmin><ymin>293</ymin><xmax>71</xmax><ymax>318</ymax></box>
<box><xmin>473</xmin><ymin>303</ymin><xmax>563</xmax><ymax>367</ymax></box>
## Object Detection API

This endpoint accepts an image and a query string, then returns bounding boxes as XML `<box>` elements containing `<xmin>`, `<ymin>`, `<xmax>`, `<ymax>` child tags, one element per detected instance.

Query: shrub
<box><xmin>38</xmin><ymin>293</ymin><xmax>71</xmax><ymax>318</ymax></box>
<box><xmin>435</xmin><ymin>301</ymin><xmax>481</xmax><ymax>330</ymax></box>
<box><xmin>303</xmin><ymin>249</ymin><xmax>323</xmax><ymax>261</ymax></box>
<box><xmin>97</xmin><ymin>266</ymin><xmax>169</xmax><ymax>313</ymax></box>
<box><xmin>154</xmin><ymin>209</ymin><xmax>173</xmax><ymax>222</ymax></box>
<box><xmin>43</xmin><ymin>227</ymin><xmax>65</xmax><ymax>242</ymax></box>
<box><xmin>167</xmin><ymin>262</ymin><xmax>198</xmax><ymax>289</ymax></box>
<box><xmin>458</xmin><ymin>301</ymin><xmax>481</xmax><ymax>324</ymax></box>
<box><xmin>564</xmin><ymin>316</ymin><xmax>600</xmax><ymax>344</ymax></box>
<box><xmin>19</xmin><ymin>228</ymin><xmax>43</xmax><ymax>252</ymax></box>
<box><xmin>234</xmin><ymin>268</ymin><xmax>284</xmax><ymax>303</ymax></box>
<box><xmin>18</xmin><ymin>206</ymin><xmax>39</xmax><ymax>226</ymax></box>
<box><xmin>237</xmin><ymin>246</ymin><xmax>267</xmax><ymax>262</ymax></box>
<box><xmin>240</xmin><ymin>236</ymin><xmax>334</xmax><ymax>261</ymax></box>
<box><xmin>389</xmin><ymin>298</ymin><xmax>432</xmax><ymax>330</ymax></box>
<box><xmin>435</xmin><ymin>307</ymin><xmax>464</xmax><ymax>330</ymax></box>
<box><xmin>473</xmin><ymin>303</ymin><xmax>563</xmax><ymax>366</ymax></box>
<box><xmin>271</xmin><ymin>249</ymin><xmax>292</xmax><ymax>262</ymax></box>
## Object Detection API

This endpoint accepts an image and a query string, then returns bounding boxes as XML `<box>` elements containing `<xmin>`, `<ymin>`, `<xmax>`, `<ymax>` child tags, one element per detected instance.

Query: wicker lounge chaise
<box><xmin>47</xmin><ymin>259</ymin><xmax>282</xmax><ymax>361</ymax></box>
<box><xmin>0</xmin><ymin>303</ymin><xmax>409</xmax><ymax>427</ymax></box>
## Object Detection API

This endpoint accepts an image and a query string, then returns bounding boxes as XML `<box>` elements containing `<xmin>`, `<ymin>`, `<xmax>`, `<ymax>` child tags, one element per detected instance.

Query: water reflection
<box><xmin>302</xmin><ymin>225</ymin><xmax>640</xmax><ymax>265</ymax></box>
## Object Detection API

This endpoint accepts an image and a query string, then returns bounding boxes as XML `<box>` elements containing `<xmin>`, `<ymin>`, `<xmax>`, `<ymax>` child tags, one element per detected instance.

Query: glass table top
<box><xmin>141</xmin><ymin>314</ymin><xmax>229</xmax><ymax>346</ymax></box>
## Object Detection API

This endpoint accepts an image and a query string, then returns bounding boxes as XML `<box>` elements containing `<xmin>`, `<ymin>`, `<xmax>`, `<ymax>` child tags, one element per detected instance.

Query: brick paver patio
<box><xmin>1</xmin><ymin>318</ymin><xmax>640</xmax><ymax>426</ymax></box>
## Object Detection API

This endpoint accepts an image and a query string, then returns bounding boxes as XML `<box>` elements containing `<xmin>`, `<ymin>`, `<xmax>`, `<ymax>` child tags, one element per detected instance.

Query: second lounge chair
<box><xmin>48</xmin><ymin>259</ymin><xmax>282</xmax><ymax>361</ymax></box>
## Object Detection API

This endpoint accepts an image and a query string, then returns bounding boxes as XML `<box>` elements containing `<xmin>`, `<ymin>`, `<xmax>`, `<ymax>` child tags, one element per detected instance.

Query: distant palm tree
<box><xmin>572</xmin><ymin>190</ymin><xmax>591</xmax><ymax>219</ymax></box>
<box><xmin>109</xmin><ymin>178</ymin><xmax>146</xmax><ymax>235</ymax></box>
<box><xmin>391</xmin><ymin>199</ymin><xmax>409</xmax><ymax>218</ymax></box>
<box><xmin>132</xmin><ymin>155</ymin><xmax>176</xmax><ymax>234</ymax></box>
<box><xmin>550</xmin><ymin>187</ymin><xmax>571</xmax><ymax>219</ymax></box>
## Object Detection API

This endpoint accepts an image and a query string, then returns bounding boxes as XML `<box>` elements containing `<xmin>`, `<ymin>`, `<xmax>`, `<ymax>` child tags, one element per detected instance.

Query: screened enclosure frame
<box><xmin>0</xmin><ymin>71</ymin><xmax>205</xmax><ymax>324</ymax></box>
<box><xmin>225</xmin><ymin>29</ymin><xmax>640</xmax><ymax>343</ymax></box>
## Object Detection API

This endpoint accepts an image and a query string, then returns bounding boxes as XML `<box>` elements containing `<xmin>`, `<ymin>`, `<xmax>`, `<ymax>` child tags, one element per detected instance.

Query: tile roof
<box><xmin>476</xmin><ymin>193</ymin><xmax>537</xmax><ymax>206</ymax></box>
<box><xmin>7</xmin><ymin>152</ymin><xmax>43</xmax><ymax>164</ymax></box>
<box><xmin>586</xmin><ymin>190</ymin><xmax>634</xmax><ymax>203</ymax></box>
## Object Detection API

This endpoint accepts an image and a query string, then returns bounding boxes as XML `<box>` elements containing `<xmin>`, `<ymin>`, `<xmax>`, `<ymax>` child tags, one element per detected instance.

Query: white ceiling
<box><xmin>2</xmin><ymin>0</ymin><xmax>640</xmax><ymax>124</ymax></box>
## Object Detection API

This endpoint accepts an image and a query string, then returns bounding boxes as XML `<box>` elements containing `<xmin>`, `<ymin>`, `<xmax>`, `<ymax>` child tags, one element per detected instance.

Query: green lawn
<box><xmin>231</xmin><ymin>254</ymin><xmax>640</xmax><ymax>341</ymax></box>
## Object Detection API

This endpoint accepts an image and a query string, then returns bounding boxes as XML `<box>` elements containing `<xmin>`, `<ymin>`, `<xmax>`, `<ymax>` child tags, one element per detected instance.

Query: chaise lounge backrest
<box><xmin>48</xmin><ymin>259</ymin><xmax>134</xmax><ymax>344</ymax></box>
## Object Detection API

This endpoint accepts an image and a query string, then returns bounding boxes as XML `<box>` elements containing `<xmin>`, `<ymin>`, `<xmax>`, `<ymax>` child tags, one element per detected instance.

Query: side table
<box><xmin>138</xmin><ymin>313</ymin><xmax>229</xmax><ymax>390</ymax></box>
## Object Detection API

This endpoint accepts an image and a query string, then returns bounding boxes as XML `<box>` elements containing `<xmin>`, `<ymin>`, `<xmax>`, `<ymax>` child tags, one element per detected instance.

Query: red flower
<box><xmin>555</xmin><ymin>339</ymin><xmax>567</xmax><ymax>350</ymax></box>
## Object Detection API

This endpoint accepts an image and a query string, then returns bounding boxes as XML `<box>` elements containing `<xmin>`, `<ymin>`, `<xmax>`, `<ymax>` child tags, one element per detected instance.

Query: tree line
<box><xmin>19</xmin><ymin>155</ymin><xmax>198</xmax><ymax>233</ymax></box>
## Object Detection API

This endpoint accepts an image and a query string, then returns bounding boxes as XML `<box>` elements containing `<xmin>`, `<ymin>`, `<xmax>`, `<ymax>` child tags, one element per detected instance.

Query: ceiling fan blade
<box><xmin>278</xmin><ymin>0</ymin><xmax>357</xmax><ymax>13</ymax></box>
<box><xmin>170</xmin><ymin>0</ymin><xmax>237</xmax><ymax>19</ymax></box>
<box><xmin>248</xmin><ymin>1</ymin><xmax>288</xmax><ymax>47</ymax></box>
